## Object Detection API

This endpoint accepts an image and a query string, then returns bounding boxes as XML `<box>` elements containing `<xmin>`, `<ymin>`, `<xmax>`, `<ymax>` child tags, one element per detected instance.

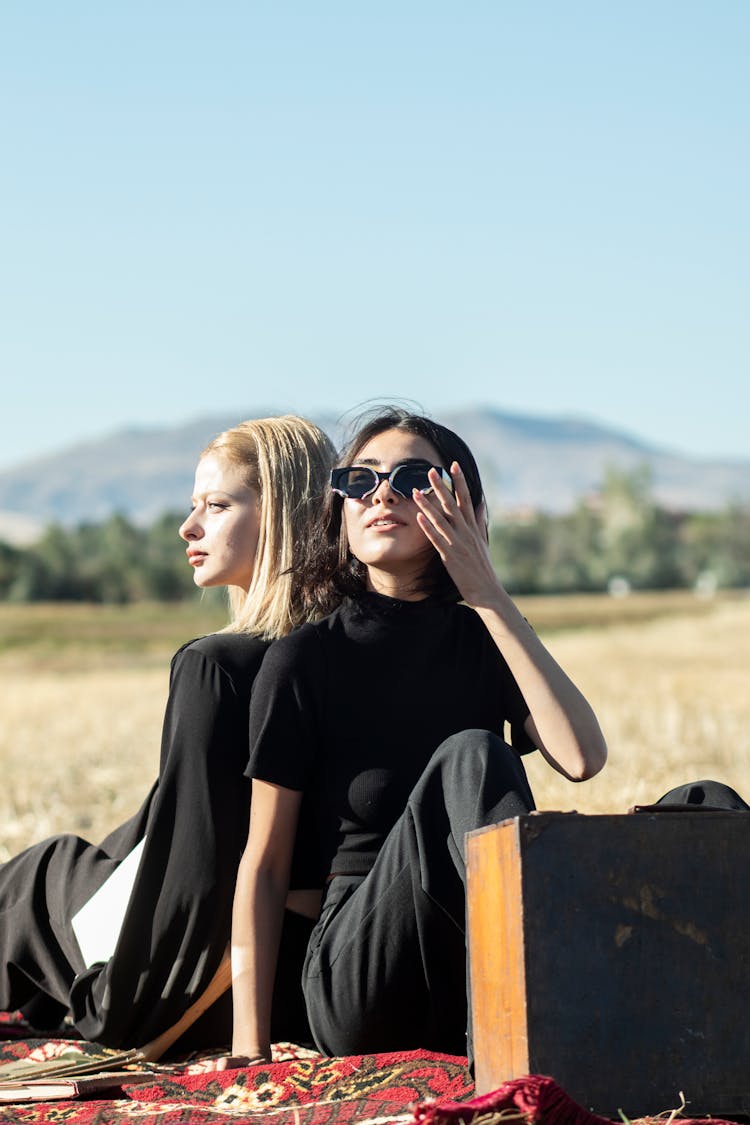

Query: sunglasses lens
<box><xmin>334</xmin><ymin>467</ymin><xmax>378</xmax><ymax>498</ymax></box>
<box><xmin>391</xmin><ymin>464</ymin><xmax>433</xmax><ymax>496</ymax></box>
<box><xmin>332</xmin><ymin>463</ymin><xmax>453</xmax><ymax>499</ymax></box>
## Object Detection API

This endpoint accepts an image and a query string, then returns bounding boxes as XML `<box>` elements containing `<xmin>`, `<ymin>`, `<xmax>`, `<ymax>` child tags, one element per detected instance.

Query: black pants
<box><xmin>302</xmin><ymin>763</ymin><xmax>745</xmax><ymax>1059</ymax></box>
<box><xmin>302</xmin><ymin>729</ymin><xmax>535</xmax><ymax>1060</ymax></box>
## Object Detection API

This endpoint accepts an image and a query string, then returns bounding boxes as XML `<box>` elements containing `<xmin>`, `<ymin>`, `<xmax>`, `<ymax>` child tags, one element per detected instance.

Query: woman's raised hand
<box><xmin>412</xmin><ymin>462</ymin><xmax>502</xmax><ymax>609</ymax></box>
<box><xmin>415</xmin><ymin>462</ymin><xmax>607</xmax><ymax>782</ymax></box>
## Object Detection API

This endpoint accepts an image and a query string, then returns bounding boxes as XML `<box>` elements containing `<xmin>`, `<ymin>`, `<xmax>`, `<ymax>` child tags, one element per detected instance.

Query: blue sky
<box><xmin>2</xmin><ymin>1</ymin><xmax>748</xmax><ymax>471</ymax></box>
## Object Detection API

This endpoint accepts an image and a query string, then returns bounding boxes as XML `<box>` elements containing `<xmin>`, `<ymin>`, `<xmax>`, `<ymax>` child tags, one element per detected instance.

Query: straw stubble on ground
<box><xmin>0</xmin><ymin>595</ymin><xmax>748</xmax><ymax>858</ymax></box>
<box><xmin>524</xmin><ymin>596</ymin><xmax>750</xmax><ymax>813</ymax></box>
<box><xmin>0</xmin><ymin>666</ymin><xmax>166</xmax><ymax>860</ymax></box>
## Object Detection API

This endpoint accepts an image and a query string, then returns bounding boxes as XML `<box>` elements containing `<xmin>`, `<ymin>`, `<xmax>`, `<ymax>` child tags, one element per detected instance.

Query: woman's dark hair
<box><xmin>294</xmin><ymin>406</ymin><xmax>485</xmax><ymax>615</ymax></box>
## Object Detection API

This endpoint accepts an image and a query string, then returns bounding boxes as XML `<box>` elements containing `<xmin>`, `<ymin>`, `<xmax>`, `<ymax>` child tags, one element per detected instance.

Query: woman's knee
<box><xmin>427</xmin><ymin>729</ymin><xmax>524</xmax><ymax>788</ymax></box>
<box><xmin>411</xmin><ymin>729</ymin><xmax>533</xmax><ymax>827</ymax></box>
<box><xmin>432</xmin><ymin>727</ymin><xmax>505</xmax><ymax>764</ymax></box>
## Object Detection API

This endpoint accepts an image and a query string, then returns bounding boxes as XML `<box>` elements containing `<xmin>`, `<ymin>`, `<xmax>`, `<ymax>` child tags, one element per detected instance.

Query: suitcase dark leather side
<box><xmin>466</xmin><ymin>810</ymin><xmax>750</xmax><ymax>1118</ymax></box>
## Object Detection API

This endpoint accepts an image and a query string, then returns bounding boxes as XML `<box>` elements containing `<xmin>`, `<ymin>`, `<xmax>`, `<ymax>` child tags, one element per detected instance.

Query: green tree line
<box><xmin>0</xmin><ymin>512</ymin><xmax>197</xmax><ymax>603</ymax></box>
<box><xmin>1</xmin><ymin>468</ymin><xmax>749</xmax><ymax>603</ymax></box>
<box><xmin>491</xmin><ymin>467</ymin><xmax>750</xmax><ymax>595</ymax></box>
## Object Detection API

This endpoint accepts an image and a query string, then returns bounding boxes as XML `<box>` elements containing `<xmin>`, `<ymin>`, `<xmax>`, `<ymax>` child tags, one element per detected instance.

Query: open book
<box><xmin>0</xmin><ymin>1067</ymin><xmax>157</xmax><ymax>1104</ymax></box>
<box><xmin>0</xmin><ymin>1048</ymin><xmax>155</xmax><ymax>1103</ymax></box>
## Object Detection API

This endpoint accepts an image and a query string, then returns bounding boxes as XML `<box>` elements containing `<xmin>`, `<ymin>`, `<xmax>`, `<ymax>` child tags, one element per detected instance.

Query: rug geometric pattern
<box><xmin>0</xmin><ymin>1014</ymin><xmax>473</xmax><ymax>1125</ymax></box>
<box><xmin>0</xmin><ymin>1014</ymin><xmax>742</xmax><ymax>1125</ymax></box>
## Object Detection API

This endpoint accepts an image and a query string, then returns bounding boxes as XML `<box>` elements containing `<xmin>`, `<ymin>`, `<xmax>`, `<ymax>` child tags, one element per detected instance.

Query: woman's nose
<box><xmin>179</xmin><ymin>512</ymin><xmax>204</xmax><ymax>541</ymax></box>
<box><xmin>371</xmin><ymin>477</ymin><xmax>399</xmax><ymax>503</ymax></box>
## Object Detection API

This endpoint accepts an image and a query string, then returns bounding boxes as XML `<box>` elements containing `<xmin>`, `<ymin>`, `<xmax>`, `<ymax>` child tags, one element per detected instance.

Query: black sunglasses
<box><xmin>331</xmin><ymin>462</ymin><xmax>453</xmax><ymax>500</ymax></box>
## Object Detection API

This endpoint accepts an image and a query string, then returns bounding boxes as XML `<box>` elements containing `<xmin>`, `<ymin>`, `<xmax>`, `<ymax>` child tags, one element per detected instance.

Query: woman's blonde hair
<box><xmin>201</xmin><ymin>415</ymin><xmax>335</xmax><ymax>638</ymax></box>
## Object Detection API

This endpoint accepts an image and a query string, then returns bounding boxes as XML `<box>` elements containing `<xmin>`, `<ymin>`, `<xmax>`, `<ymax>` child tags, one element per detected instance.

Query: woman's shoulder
<box><xmin>262</xmin><ymin>619</ymin><xmax>324</xmax><ymax>660</ymax></box>
<box><xmin>171</xmin><ymin>631</ymin><xmax>271</xmax><ymax>680</ymax></box>
<box><xmin>254</xmin><ymin>614</ymin><xmax>340</xmax><ymax>686</ymax></box>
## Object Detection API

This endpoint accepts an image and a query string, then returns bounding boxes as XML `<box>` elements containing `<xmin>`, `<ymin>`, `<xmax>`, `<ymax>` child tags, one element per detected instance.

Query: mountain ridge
<box><xmin>1</xmin><ymin>407</ymin><xmax>749</xmax><ymax>545</ymax></box>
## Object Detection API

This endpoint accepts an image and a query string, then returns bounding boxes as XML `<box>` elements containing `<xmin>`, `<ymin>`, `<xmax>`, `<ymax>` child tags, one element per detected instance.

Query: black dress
<box><xmin>0</xmin><ymin>632</ymin><xmax>285</xmax><ymax>1049</ymax></box>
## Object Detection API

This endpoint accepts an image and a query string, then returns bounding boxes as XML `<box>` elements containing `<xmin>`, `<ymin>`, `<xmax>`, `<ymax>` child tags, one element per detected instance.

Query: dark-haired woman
<box><xmin>225</xmin><ymin>408</ymin><xmax>607</xmax><ymax>1066</ymax></box>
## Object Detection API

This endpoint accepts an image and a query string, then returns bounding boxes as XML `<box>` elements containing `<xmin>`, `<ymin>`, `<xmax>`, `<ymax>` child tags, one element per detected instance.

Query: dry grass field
<box><xmin>521</xmin><ymin>591</ymin><xmax>750</xmax><ymax>814</ymax></box>
<box><xmin>0</xmin><ymin>592</ymin><xmax>748</xmax><ymax>861</ymax></box>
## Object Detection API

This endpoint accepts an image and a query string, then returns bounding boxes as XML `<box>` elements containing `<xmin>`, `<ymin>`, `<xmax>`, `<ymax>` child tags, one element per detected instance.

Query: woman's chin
<box><xmin>191</xmin><ymin>571</ymin><xmax>215</xmax><ymax>589</ymax></box>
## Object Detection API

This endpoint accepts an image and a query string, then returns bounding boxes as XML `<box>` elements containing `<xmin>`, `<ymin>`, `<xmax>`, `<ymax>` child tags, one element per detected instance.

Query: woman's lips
<box><xmin>366</xmin><ymin>516</ymin><xmax>405</xmax><ymax>530</ymax></box>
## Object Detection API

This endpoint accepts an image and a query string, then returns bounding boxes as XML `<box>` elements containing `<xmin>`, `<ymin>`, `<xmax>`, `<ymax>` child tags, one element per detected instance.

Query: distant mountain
<box><xmin>1</xmin><ymin>407</ymin><xmax>749</xmax><ymax>544</ymax></box>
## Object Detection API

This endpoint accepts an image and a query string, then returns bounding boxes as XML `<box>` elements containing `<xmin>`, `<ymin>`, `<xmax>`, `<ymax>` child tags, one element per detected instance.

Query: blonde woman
<box><xmin>0</xmin><ymin>416</ymin><xmax>334</xmax><ymax>1051</ymax></box>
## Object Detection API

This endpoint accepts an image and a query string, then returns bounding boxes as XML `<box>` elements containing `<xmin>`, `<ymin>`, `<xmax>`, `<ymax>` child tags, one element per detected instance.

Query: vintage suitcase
<box><xmin>466</xmin><ymin>810</ymin><xmax>750</xmax><ymax>1118</ymax></box>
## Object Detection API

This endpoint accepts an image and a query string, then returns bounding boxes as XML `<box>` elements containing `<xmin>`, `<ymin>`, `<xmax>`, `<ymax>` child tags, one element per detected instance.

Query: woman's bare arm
<box><xmin>414</xmin><ymin>464</ymin><xmax>607</xmax><ymax>782</ymax></box>
<box><xmin>230</xmin><ymin>780</ymin><xmax>303</xmax><ymax>1060</ymax></box>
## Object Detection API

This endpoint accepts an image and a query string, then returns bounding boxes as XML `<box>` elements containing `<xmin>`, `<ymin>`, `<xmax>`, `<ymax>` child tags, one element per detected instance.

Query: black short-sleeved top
<box><xmin>246</xmin><ymin>593</ymin><xmax>533</xmax><ymax>885</ymax></box>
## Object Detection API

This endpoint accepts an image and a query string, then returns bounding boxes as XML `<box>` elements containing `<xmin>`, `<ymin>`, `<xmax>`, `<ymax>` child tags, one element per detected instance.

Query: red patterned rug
<box><xmin>0</xmin><ymin>1012</ymin><xmax>472</xmax><ymax>1125</ymax></box>
<box><xmin>0</xmin><ymin>1014</ymin><xmax>743</xmax><ymax>1125</ymax></box>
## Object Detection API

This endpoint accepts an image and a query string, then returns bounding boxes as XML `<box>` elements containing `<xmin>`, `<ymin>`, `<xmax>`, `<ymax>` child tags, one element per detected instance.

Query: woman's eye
<box><xmin>207</xmin><ymin>501</ymin><xmax>228</xmax><ymax>511</ymax></box>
